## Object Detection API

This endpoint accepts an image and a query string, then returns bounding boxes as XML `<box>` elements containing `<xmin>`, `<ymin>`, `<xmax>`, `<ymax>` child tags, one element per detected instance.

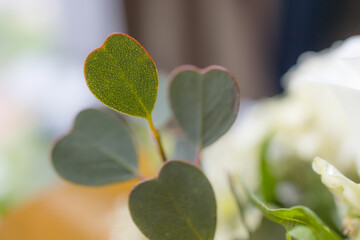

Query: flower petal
<box><xmin>313</xmin><ymin>157</ymin><xmax>360</xmax><ymax>212</ymax></box>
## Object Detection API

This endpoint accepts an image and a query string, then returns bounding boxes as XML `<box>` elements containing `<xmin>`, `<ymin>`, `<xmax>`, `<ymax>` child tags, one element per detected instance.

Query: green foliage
<box><xmin>259</xmin><ymin>135</ymin><xmax>278</xmax><ymax>204</ymax></box>
<box><xmin>287</xmin><ymin>226</ymin><xmax>317</xmax><ymax>240</ymax></box>
<box><xmin>84</xmin><ymin>33</ymin><xmax>158</xmax><ymax>118</ymax></box>
<box><xmin>169</xmin><ymin>65</ymin><xmax>240</xmax><ymax>148</ymax></box>
<box><xmin>283</xmin><ymin>160</ymin><xmax>342</xmax><ymax>235</ymax></box>
<box><xmin>258</xmin><ymin>135</ymin><xmax>341</xmax><ymax>235</ymax></box>
<box><xmin>51</xmin><ymin>33</ymin><xmax>342</xmax><ymax>240</ymax></box>
<box><xmin>52</xmin><ymin>109</ymin><xmax>139</xmax><ymax>186</ymax></box>
<box><xmin>251</xmin><ymin>218</ymin><xmax>287</xmax><ymax>240</ymax></box>
<box><xmin>129</xmin><ymin>160</ymin><xmax>216</xmax><ymax>240</ymax></box>
<box><xmin>245</xmin><ymin>187</ymin><xmax>341</xmax><ymax>240</ymax></box>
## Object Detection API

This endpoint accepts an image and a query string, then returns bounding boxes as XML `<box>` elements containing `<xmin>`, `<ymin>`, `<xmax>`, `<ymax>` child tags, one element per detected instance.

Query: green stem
<box><xmin>147</xmin><ymin>115</ymin><xmax>167</xmax><ymax>162</ymax></box>
<box><xmin>194</xmin><ymin>149</ymin><xmax>201</xmax><ymax>166</ymax></box>
<box><xmin>228</xmin><ymin>174</ymin><xmax>253</xmax><ymax>240</ymax></box>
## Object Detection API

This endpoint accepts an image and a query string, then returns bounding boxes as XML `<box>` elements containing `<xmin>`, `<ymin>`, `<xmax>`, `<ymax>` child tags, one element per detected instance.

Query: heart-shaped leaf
<box><xmin>52</xmin><ymin>109</ymin><xmax>139</xmax><ymax>186</ymax></box>
<box><xmin>129</xmin><ymin>160</ymin><xmax>217</xmax><ymax>240</ymax></box>
<box><xmin>169</xmin><ymin>65</ymin><xmax>240</xmax><ymax>148</ymax></box>
<box><xmin>85</xmin><ymin>33</ymin><xmax>158</xmax><ymax>118</ymax></box>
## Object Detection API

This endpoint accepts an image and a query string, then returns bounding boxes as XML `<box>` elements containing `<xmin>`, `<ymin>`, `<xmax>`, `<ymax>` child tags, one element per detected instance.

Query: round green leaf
<box><xmin>169</xmin><ymin>65</ymin><xmax>240</xmax><ymax>148</ymax></box>
<box><xmin>52</xmin><ymin>109</ymin><xmax>139</xmax><ymax>186</ymax></box>
<box><xmin>84</xmin><ymin>33</ymin><xmax>158</xmax><ymax>118</ymax></box>
<box><xmin>129</xmin><ymin>160</ymin><xmax>217</xmax><ymax>240</ymax></box>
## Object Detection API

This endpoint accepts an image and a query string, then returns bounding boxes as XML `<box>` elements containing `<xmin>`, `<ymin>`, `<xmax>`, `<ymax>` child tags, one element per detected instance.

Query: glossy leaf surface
<box><xmin>85</xmin><ymin>33</ymin><xmax>158</xmax><ymax>118</ymax></box>
<box><xmin>169</xmin><ymin>65</ymin><xmax>240</xmax><ymax>148</ymax></box>
<box><xmin>287</xmin><ymin>226</ymin><xmax>317</xmax><ymax>240</ymax></box>
<box><xmin>246</xmin><ymin>188</ymin><xmax>341</xmax><ymax>240</ymax></box>
<box><xmin>129</xmin><ymin>160</ymin><xmax>216</xmax><ymax>240</ymax></box>
<box><xmin>52</xmin><ymin>109</ymin><xmax>138</xmax><ymax>186</ymax></box>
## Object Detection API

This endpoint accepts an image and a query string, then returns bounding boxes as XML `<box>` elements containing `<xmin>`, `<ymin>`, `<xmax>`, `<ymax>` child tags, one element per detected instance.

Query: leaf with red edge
<box><xmin>129</xmin><ymin>160</ymin><xmax>217</xmax><ymax>240</ymax></box>
<box><xmin>84</xmin><ymin>33</ymin><xmax>158</xmax><ymax>119</ymax></box>
<box><xmin>169</xmin><ymin>65</ymin><xmax>240</xmax><ymax>148</ymax></box>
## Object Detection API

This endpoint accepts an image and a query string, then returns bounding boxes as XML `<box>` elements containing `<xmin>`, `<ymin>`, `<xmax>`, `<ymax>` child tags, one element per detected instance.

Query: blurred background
<box><xmin>1</xmin><ymin>0</ymin><xmax>360</xmax><ymax>239</ymax></box>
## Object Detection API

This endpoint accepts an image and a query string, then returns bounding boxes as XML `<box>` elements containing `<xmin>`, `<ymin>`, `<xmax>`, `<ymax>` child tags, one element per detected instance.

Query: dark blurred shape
<box><xmin>276</xmin><ymin>0</ymin><xmax>360</xmax><ymax>85</ymax></box>
<box><xmin>124</xmin><ymin>0</ymin><xmax>360</xmax><ymax>98</ymax></box>
<box><xmin>124</xmin><ymin>0</ymin><xmax>281</xmax><ymax>98</ymax></box>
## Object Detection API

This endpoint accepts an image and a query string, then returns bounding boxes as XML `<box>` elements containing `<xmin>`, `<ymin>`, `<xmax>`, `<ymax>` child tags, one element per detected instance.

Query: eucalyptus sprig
<box><xmin>51</xmin><ymin>33</ymin><xmax>240</xmax><ymax>240</ymax></box>
<box><xmin>50</xmin><ymin>33</ymin><xmax>342</xmax><ymax>240</ymax></box>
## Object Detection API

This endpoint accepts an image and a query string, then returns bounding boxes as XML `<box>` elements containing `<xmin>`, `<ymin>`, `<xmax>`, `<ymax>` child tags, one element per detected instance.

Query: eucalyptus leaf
<box><xmin>129</xmin><ymin>160</ymin><xmax>217</xmax><ymax>240</ymax></box>
<box><xmin>241</xmin><ymin>184</ymin><xmax>341</xmax><ymax>240</ymax></box>
<box><xmin>85</xmin><ymin>33</ymin><xmax>158</xmax><ymax>118</ymax></box>
<box><xmin>52</xmin><ymin>109</ymin><xmax>139</xmax><ymax>186</ymax></box>
<box><xmin>169</xmin><ymin>65</ymin><xmax>240</xmax><ymax>148</ymax></box>
<box><xmin>132</xmin><ymin>73</ymin><xmax>171</xmax><ymax>127</ymax></box>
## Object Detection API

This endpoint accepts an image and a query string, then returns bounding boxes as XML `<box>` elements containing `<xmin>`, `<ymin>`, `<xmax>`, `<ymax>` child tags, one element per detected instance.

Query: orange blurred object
<box><xmin>0</xmin><ymin>181</ymin><xmax>138</xmax><ymax>240</ymax></box>
<box><xmin>0</xmin><ymin>151</ymin><xmax>156</xmax><ymax>240</ymax></box>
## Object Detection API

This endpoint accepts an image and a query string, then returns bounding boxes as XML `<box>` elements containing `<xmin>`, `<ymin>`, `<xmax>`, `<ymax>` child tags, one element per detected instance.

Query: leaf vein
<box><xmin>157</xmin><ymin>180</ymin><xmax>204</xmax><ymax>240</ymax></box>
<box><xmin>105</xmin><ymin>48</ymin><xmax>151</xmax><ymax>117</ymax></box>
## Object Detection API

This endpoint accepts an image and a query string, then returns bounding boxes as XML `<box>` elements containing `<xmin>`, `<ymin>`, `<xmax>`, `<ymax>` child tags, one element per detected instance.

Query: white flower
<box><xmin>286</xmin><ymin>35</ymin><xmax>360</xmax><ymax>173</ymax></box>
<box><xmin>313</xmin><ymin>157</ymin><xmax>360</xmax><ymax>238</ymax></box>
<box><xmin>203</xmin><ymin>112</ymin><xmax>262</xmax><ymax>239</ymax></box>
<box><xmin>203</xmin><ymin>89</ymin><xmax>350</xmax><ymax>238</ymax></box>
<box><xmin>287</xmin><ymin>35</ymin><xmax>360</xmax><ymax>238</ymax></box>
<box><xmin>203</xmin><ymin>35</ymin><xmax>360</xmax><ymax>238</ymax></box>
<box><xmin>312</xmin><ymin>157</ymin><xmax>360</xmax><ymax>213</ymax></box>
